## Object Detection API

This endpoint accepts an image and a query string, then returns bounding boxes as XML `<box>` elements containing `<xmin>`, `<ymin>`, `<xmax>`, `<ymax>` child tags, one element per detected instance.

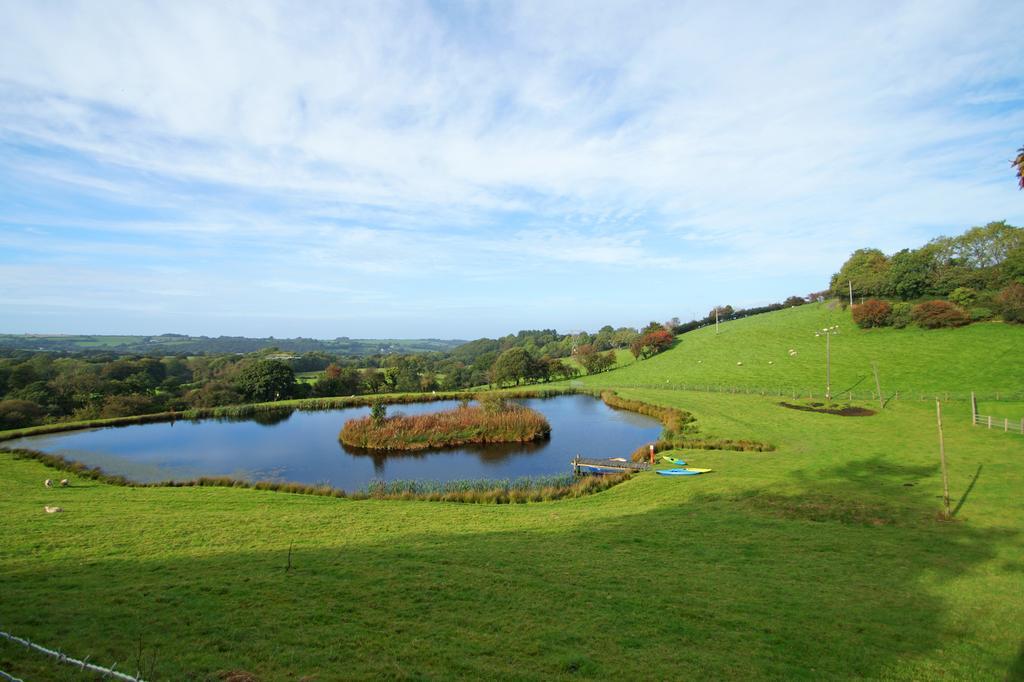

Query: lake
<box><xmin>6</xmin><ymin>395</ymin><xmax>662</xmax><ymax>491</ymax></box>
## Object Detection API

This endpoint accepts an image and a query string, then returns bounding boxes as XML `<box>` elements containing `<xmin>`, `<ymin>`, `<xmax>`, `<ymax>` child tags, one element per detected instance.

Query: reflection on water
<box><xmin>7</xmin><ymin>395</ymin><xmax>662</xmax><ymax>491</ymax></box>
<box><xmin>343</xmin><ymin>438</ymin><xmax>551</xmax><ymax>475</ymax></box>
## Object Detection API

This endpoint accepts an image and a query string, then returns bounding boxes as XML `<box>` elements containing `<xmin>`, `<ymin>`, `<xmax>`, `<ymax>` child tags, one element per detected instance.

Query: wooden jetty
<box><xmin>571</xmin><ymin>455</ymin><xmax>650</xmax><ymax>474</ymax></box>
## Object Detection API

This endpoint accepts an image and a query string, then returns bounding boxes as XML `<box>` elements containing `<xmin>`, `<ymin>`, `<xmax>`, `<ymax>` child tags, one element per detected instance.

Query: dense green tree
<box><xmin>186</xmin><ymin>382</ymin><xmax>244</xmax><ymax>408</ymax></box>
<box><xmin>0</xmin><ymin>399</ymin><xmax>45</xmax><ymax>429</ymax></box>
<box><xmin>612</xmin><ymin>327</ymin><xmax>639</xmax><ymax>349</ymax></box>
<box><xmin>360</xmin><ymin>368</ymin><xmax>386</xmax><ymax>393</ymax></box>
<box><xmin>235</xmin><ymin>360</ymin><xmax>296</xmax><ymax>402</ymax></box>
<box><xmin>545</xmin><ymin>358</ymin><xmax>580</xmax><ymax>382</ymax></box>
<box><xmin>491</xmin><ymin>347</ymin><xmax>537</xmax><ymax>386</ymax></box>
<box><xmin>884</xmin><ymin>247</ymin><xmax>937</xmax><ymax>299</ymax></box>
<box><xmin>1001</xmin><ymin>244</ymin><xmax>1024</xmax><ymax>284</ymax></box>
<box><xmin>313</xmin><ymin>367</ymin><xmax>361</xmax><ymax>397</ymax></box>
<box><xmin>830</xmin><ymin>248</ymin><xmax>889</xmax><ymax>298</ymax></box>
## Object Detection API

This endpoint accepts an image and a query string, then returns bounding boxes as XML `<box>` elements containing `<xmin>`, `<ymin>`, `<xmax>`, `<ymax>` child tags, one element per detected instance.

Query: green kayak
<box><xmin>661</xmin><ymin>455</ymin><xmax>688</xmax><ymax>466</ymax></box>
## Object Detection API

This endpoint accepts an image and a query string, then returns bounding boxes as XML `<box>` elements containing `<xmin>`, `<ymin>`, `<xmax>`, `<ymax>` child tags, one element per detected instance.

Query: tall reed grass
<box><xmin>340</xmin><ymin>403</ymin><xmax>550</xmax><ymax>450</ymax></box>
<box><xmin>3</xmin><ymin>448</ymin><xmax>627</xmax><ymax>504</ymax></box>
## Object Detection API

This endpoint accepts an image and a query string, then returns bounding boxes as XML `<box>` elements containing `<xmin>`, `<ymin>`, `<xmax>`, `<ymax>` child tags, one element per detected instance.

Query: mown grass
<box><xmin>1</xmin><ymin>307</ymin><xmax>1023</xmax><ymax>679</ymax></box>
<box><xmin>339</xmin><ymin>402</ymin><xmax>550</xmax><ymax>450</ymax></box>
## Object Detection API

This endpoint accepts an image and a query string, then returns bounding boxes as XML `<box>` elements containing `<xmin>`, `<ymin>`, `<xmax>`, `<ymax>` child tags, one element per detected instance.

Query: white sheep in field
<box><xmin>736</xmin><ymin>361</ymin><xmax>743</xmax><ymax>366</ymax></box>
<box><xmin>768</xmin><ymin>361</ymin><xmax>774</xmax><ymax>365</ymax></box>
<box><xmin>44</xmin><ymin>479</ymin><xmax>53</xmax><ymax>488</ymax></box>
<box><xmin>44</xmin><ymin>506</ymin><xmax>63</xmax><ymax>514</ymax></box>
<box><xmin>60</xmin><ymin>479</ymin><xmax>69</xmax><ymax>487</ymax></box>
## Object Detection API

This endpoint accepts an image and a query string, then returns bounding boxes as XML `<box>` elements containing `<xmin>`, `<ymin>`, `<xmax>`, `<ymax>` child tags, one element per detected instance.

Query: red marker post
<box><xmin>649</xmin><ymin>444</ymin><xmax>655</xmax><ymax>465</ymax></box>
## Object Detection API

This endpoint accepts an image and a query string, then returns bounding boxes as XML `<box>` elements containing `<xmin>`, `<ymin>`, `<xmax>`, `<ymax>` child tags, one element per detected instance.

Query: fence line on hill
<box><xmin>607</xmin><ymin>383</ymin><xmax>1024</xmax><ymax>403</ymax></box>
<box><xmin>970</xmin><ymin>392</ymin><xmax>1024</xmax><ymax>434</ymax></box>
<box><xmin>0</xmin><ymin>630</ymin><xmax>146</xmax><ymax>682</ymax></box>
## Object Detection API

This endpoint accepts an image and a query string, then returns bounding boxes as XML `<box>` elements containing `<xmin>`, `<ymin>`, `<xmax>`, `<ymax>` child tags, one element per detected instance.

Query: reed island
<box><xmin>339</xmin><ymin>396</ymin><xmax>551</xmax><ymax>450</ymax></box>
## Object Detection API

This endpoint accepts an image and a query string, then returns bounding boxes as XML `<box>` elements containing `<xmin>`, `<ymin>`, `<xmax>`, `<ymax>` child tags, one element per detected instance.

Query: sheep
<box><xmin>768</xmin><ymin>361</ymin><xmax>774</xmax><ymax>365</ymax></box>
<box><xmin>44</xmin><ymin>506</ymin><xmax>63</xmax><ymax>514</ymax></box>
<box><xmin>60</xmin><ymin>479</ymin><xmax>69</xmax><ymax>487</ymax></box>
<box><xmin>44</xmin><ymin>479</ymin><xmax>53</xmax><ymax>488</ymax></box>
<box><xmin>736</xmin><ymin>361</ymin><xmax>743</xmax><ymax>366</ymax></box>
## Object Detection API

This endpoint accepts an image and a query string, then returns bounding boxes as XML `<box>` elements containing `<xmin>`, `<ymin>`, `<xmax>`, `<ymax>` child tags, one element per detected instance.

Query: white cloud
<box><xmin>0</xmin><ymin>0</ymin><xmax>1022</xmax><ymax>335</ymax></box>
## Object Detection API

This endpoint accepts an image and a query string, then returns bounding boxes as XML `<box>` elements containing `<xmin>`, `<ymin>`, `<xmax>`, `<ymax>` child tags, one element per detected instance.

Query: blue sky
<box><xmin>1</xmin><ymin>1</ymin><xmax>1022</xmax><ymax>339</ymax></box>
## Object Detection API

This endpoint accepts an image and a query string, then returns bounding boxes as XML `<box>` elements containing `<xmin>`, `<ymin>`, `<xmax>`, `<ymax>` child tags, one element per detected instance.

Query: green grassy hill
<box><xmin>2</xmin><ymin>305</ymin><xmax>1023</xmax><ymax>679</ymax></box>
<box><xmin>577</xmin><ymin>302</ymin><xmax>1024</xmax><ymax>399</ymax></box>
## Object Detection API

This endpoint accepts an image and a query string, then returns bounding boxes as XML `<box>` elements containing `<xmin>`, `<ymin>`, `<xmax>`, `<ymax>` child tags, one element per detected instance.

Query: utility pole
<box><xmin>816</xmin><ymin>326</ymin><xmax>839</xmax><ymax>401</ymax></box>
<box><xmin>715</xmin><ymin>307</ymin><xmax>719</xmax><ymax>335</ymax></box>
<box><xmin>848</xmin><ymin>280</ymin><xmax>853</xmax><ymax>307</ymax></box>
<box><xmin>826</xmin><ymin>331</ymin><xmax>831</xmax><ymax>400</ymax></box>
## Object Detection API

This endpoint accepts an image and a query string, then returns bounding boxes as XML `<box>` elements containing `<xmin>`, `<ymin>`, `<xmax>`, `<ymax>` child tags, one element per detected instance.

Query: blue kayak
<box><xmin>657</xmin><ymin>468</ymin><xmax>712</xmax><ymax>476</ymax></box>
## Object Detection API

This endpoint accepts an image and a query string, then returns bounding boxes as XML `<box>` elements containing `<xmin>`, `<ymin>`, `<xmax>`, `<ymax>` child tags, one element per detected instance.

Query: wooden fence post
<box><xmin>872</xmin><ymin>363</ymin><xmax>884</xmax><ymax>411</ymax></box>
<box><xmin>970</xmin><ymin>391</ymin><xmax>977</xmax><ymax>426</ymax></box>
<box><xmin>936</xmin><ymin>400</ymin><xmax>951</xmax><ymax>520</ymax></box>
<box><xmin>988</xmin><ymin>416</ymin><xmax>992</xmax><ymax>429</ymax></box>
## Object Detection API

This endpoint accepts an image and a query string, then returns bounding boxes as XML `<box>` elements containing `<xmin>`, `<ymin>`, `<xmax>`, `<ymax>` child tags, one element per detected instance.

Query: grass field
<box><xmin>577</xmin><ymin>303</ymin><xmax>1024</xmax><ymax>399</ymax></box>
<box><xmin>2</xmin><ymin>306</ymin><xmax>1023</xmax><ymax>680</ymax></box>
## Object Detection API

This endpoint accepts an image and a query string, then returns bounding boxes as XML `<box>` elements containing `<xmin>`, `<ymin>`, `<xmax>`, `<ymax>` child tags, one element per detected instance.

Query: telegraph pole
<box><xmin>715</xmin><ymin>307</ymin><xmax>719</xmax><ymax>335</ymax></box>
<box><xmin>816</xmin><ymin>326</ymin><xmax>839</xmax><ymax>401</ymax></box>
<box><xmin>848</xmin><ymin>280</ymin><xmax>853</xmax><ymax>307</ymax></box>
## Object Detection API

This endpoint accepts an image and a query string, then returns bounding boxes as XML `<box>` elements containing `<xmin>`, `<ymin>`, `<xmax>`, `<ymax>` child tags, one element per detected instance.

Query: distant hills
<box><xmin>0</xmin><ymin>334</ymin><xmax>466</xmax><ymax>356</ymax></box>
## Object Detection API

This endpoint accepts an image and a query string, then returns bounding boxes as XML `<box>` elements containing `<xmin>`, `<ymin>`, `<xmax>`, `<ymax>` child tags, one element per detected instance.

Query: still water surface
<box><xmin>8</xmin><ymin>395</ymin><xmax>661</xmax><ymax>491</ymax></box>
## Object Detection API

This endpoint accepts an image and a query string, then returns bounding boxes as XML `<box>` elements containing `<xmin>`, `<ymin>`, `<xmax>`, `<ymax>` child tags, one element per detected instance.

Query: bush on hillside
<box><xmin>969</xmin><ymin>307</ymin><xmax>994</xmax><ymax>322</ymax></box>
<box><xmin>851</xmin><ymin>299</ymin><xmax>892</xmax><ymax>328</ymax></box>
<box><xmin>910</xmin><ymin>300</ymin><xmax>970</xmax><ymax>329</ymax></box>
<box><xmin>948</xmin><ymin>287</ymin><xmax>977</xmax><ymax>307</ymax></box>
<box><xmin>629</xmin><ymin>329</ymin><xmax>674</xmax><ymax>359</ymax></box>
<box><xmin>889</xmin><ymin>302</ymin><xmax>913</xmax><ymax>329</ymax></box>
<box><xmin>996</xmin><ymin>282</ymin><xmax>1024</xmax><ymax>323</ymax></box>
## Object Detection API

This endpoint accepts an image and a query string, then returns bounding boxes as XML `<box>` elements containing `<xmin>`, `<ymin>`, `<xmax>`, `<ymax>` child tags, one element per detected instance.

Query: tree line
<box><xmin>830</xmin><ymin>221</ymin><xmax>1024</xmax><ymax>327</ymax></box>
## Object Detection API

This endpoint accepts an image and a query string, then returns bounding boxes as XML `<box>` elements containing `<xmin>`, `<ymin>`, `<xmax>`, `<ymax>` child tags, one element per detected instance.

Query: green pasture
<box><xmin>2</xmin><ymin>305</ymin><xmax>1023</xmax><ymax>679</ymax></box>
<box><xmin>576</xmin><ymin>303</ymin><xmax>1024</xmax><ymax>398</ymax></box>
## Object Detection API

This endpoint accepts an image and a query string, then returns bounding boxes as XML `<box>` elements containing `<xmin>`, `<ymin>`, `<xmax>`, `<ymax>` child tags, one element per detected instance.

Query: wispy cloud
<box><xmin>0</xmin><ymin>0</ymin><xmax>1022</xmax><ymax>336</ymax></box>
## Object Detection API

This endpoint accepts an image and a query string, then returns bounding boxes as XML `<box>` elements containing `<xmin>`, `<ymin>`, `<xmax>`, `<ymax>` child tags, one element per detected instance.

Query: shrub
<box><xmin>969</xmin><ymin>307</ymin><xmax>994</xmax><ymax>322</ymax></box>
<box><xmin>948</xmin><ymin>287</ymin><xmax>977</xmax><ymax>307</ymax></box>
<box><xmin>889</xmin><ymin>302</ymin><xmax>913</xmax><ymax>328</ymax></box>
<box><xmin>996</xmin><ymin>282</ymin><xmax>1024</xmax><ymax>323</ymax></box>
<box><xmin>910</xmin><ymin>300</ymin><xmax>970</xmax><ymax>329</ymax></box>
<box><xmin>851</xmin><ymin>299</ymin><xmax>892</xmax><ymax>328</ymax></box>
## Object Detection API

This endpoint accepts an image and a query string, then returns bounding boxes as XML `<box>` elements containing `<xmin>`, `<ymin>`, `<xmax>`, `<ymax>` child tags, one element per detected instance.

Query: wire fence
<box><xmin>608</xmin><ymin>383</ymin><xmax>1024</xmax><ymax>403</ymax></box>
<box><xmin>0</xmin><ymin>629</ymin><xmax>146</xmax><ymax>682</ymax></box>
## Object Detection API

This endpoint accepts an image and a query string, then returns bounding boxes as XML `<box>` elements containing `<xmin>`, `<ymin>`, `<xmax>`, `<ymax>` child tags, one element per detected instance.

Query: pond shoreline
<box><xmin>1</xmin><ymin>390</ymin><xmax>666</xmax><ymax>499</ymax></box>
